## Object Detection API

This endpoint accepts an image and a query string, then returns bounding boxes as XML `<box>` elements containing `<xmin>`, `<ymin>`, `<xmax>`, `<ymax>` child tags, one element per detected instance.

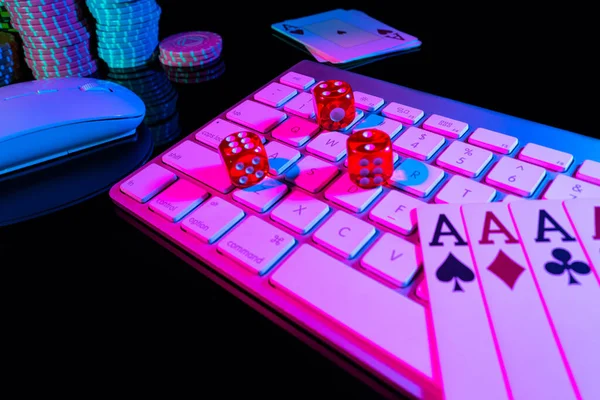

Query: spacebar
<box><xmin>269</xmin><ymin>244</ymin><xmax>432</xmax><ymax>378</ymax></box>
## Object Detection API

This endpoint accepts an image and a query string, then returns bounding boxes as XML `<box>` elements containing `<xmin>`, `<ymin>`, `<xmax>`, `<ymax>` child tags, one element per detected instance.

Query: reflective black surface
<box><xmin>1</xmin><ymin>2</ymin><xmax>597</xmax><ymax>397</ymax></box>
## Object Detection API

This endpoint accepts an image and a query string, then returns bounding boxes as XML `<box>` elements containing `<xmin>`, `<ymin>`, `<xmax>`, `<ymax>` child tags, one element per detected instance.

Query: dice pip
<box><xmin>219</xmin><ymin>131</ymin><xmax>268</xmax><ymax>188</ymax></box>
<box><xmin>347</xmin><ymin>129</ymin><xmax>393</xmax><ymax>189</ymax></box>
<box><xmin>312</xmin><ymin>80</ymin><xmax>356</xmax><ymax>131</ymax></box>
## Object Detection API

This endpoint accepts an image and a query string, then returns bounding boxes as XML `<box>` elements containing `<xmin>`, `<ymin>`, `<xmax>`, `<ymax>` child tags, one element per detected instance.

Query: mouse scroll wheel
<box><xmin>79</xmin><ymin>83</ymin><xmax>112</xmax><ymax>92</ymax></box>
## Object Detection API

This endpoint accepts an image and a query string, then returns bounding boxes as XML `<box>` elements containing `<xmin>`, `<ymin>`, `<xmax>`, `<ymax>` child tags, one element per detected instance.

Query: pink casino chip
<box><xmin>159</xmin><ymin>31</ymin><xmax>222</xmax><ymax>61</ymax></box>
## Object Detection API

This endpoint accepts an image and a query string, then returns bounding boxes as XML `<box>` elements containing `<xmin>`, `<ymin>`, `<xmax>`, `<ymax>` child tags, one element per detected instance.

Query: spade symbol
<box><xmin>283</xmin><ymin>24</ymin><xmax>304</xmax><ymax>35</ymax></box>
<box><xmin>544</xmin><ymin>248</ymin><xmax>591</xmax><ymax>285</ymax></box>
<box><xmin>337</xmin><ymin>30</ymin><xmax>347</xmax><ymax>35</ymax></box>
<box><xmin>436</xmin><ymin>253</ymin><xmax>475</xmax><ymax>292</ymax></box>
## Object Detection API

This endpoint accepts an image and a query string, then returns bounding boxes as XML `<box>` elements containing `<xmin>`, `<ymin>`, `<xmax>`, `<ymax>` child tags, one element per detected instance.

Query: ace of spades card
<box><xmin>416</xmin><ymin>204</ymin><xmax>510</xmax><ymax>400</ymax></box>
<box><xmin>271</xmin><ymin>9</ymin><xmax>420</xmax><ymax>64</ymax></box>
<box><xmin>509</xmin><ymin>200</ymin><xmax>600</xmax><ymax>399</ymax></box>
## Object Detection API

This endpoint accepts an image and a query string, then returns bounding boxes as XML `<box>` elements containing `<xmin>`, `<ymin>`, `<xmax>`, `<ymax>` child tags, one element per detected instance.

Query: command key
<box><xmin>217</xmin><ymin>215</ymin><xmax>295</xmax><ymax>275</ymax></box>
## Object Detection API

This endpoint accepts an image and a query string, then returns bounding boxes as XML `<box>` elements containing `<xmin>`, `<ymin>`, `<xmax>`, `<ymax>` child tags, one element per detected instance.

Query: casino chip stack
<box><xmin>5</xmin><ymin>0</ymin><xmax>98</xmax><ymax>79</ymax></box>
<box><xmin>107</xmin><ymin>66</ymin><xmax>181</xmax><ymax>146</ymax></box>
<box><xmin>159</xmin><ymin>31</ymin><xmax>225</xmax><ymax>84</ymax></box>
<box><xmin>86</xmin><ymin>0</ymin><xmax>161</xmax><ymax>70</ymax></box>
<box><xmin>0</xmin><ymin>31</ymin><xmax>21</xmax><ymax>86</ymax></box>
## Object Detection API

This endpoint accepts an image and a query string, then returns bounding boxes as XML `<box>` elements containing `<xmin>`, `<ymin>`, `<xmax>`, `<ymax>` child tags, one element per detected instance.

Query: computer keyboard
<box><xmin>109</xmin><ymin>60</ymin><xmax>600</xmax><ymax>399</ymax></box>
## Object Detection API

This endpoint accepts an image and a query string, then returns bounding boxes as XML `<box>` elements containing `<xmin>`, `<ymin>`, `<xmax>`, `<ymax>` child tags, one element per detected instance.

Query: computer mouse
<box><xmin>0</xmin><ymin>77</ymin><xmax>146</xmax><ymax>175</ymax></box>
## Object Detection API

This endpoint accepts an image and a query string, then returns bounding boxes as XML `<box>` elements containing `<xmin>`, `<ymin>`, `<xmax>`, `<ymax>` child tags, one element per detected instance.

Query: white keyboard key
<box><xmin>306</xmin><ymin>131</ymin><xmax>348</xmax><ymax>161</ymax></box>
<box><xmin>417</xmin><ymin>204</ymin><xmax>510</xmax><ymax>400</ymax></box>
<box><xmin>226</xmin><ymin>100</ymin><xmax>287</xmax><ymax>133</ymax></box>
<box><xmin>233</xmin><ymin>177</ymin><xmax>288</xmax><ymax>212</ymax></box>
<box><xmin>422</xmin><ymin>114</ymin><xmax>469</xmax><ymax>139</ymax></box>
<box><xmin>486</xmin><ymin>156</ymin><xmax>546</xmax><ymax>197</ymax></box>
<box><xmin>195</xmin><ymin>118</ymin><xmax>264</xmax><ymax>149</ymax></box>
<box><xmin>254</xmin><ymin>82</ymin><xmax>298</xmax><ymax>107</ymax></box>
<box><xmin>369</xmin><ymin>190</ymin><xmax>425</xmax><ymax>235</ymax></box>
<box><xmin>390</xmin><ymin>159</ymin><xmax>445</xmax><ymax>197</ymax></box>
<box><xmin>271</xmin><ymin>115</ymin><xmax>319</xmax><ymax>147</ymax></box>
<box><xmin>353</xmin><ymin>114</ymin><xmax>402</xmax><ymax>140</ymax></box>
<box><xmin>313</xmin><ymin>210</ymin><xmax>376</xmax><ymax>259</ymax></box>
<box><xmin>217</xmin><ymin>215</ymin><xmax>295</xmax><ymax>275</ymax></box>
<box><xmin>283</xmin><ymin>91</ymin><xmax>315</xmax><ymax>119</ymax></box>
<box><xmin>361</xmin><ymin>233</ymin><xmax>420</xmax><ymax>287</ymax></box>
<box><xmin>575</xmin><ymin>159</ymin><xmax>600</xmax><ymax>185</ymax></box>
<box><xmin>392</xmin><ymin>127</ymin><xmax>445</xmax><ymax>160</ymax></box>
<box><xmin>353</xmin><ymin>91</ymin><xmax>384</xmax><ymax>112</ymax></box>
<box><xmin>518</xmin><ymin>143</ymin><xmax>573</xmax><ymax>172</ymax></box>
<box><xmin>461</xmin><ymin>203</ymin><xmax>578</xmax><ymax>400</ymax></box>
<box><xmin>162</xmin><ymin>140</ymin><xmax>234</xmax><ymax>194</ymax></box>
<box><xmin>285</xmin><ymin>155</ymin><xmax>339</xmax><ymax>193</ymax></box>
<box><xmin>468</xmin><ymin>127</ymin><xmax>518</xmax><ymax>155</ymax></box>
<box><xmin>271</xmin><ymin>190</ymin><xmax>330</xmax><ymax>234</ymax></box>
<box><xmin>509</xmin><ymin>200</ymin><xmax>600</xmax><ymax>400</ymax></box>
<box><xmin>149</xmin><ymin>179</ymin><xmax>208</xmax><ymax>222</ymax></box>
<box><xmin>181</xmin><ymin>196</ymin><xmax>245</xmax><ymax>243</ymax></box>
<box><xmin>269</xmin><ymin>244</ymin><xmax>432</xmax><ymax>378</ymax></box>
<box><xmin>344</xmin><ymin>152</ymin><xmax>399</xmax><ymax>168</ymax></box>
<box><xmin>381</xmin><ymin>102</ymin><xmax>424</xmax><ymax>125</ymax></box>
<box><xmin>502</xmin><ymin>194</ymin><xmax>526</xmax><ymax>202</ymax></box>
<box><xmin>435</xmin><ymin>175</ymin><xmax>497</xmax><ymax>204</ymax></box>
<box><xmin>542</xmin><ymin>174</ymin><xmax>600</xmax><ymax>200</ymax></box>
<box><xmin>120</xmin><ymin>163</ymin><xmax>177</xmax><ymax>203</ymax></box>
<box><xmin>338</xmin><ymin>109</ymin><xmax>365</xmax><ymax>133</ymax></box>
<box><xmin>563</xmin><ymin>198</ymin><xmax>600</xmax><ymax>270</ymax></box>
<box><xmin>279</xmin><ymin>71</ymin><xmax>315</xmax><ymax>90</ymax></box>
<box><xmin>265</xmin><ymin>141</ymin><xmax>301</xmax><ymax>176</ymax></box>
<box><xmin>324</xmin><ymin>173</ymin><xmax>382</xmax><ymax>213</ymax></box>
<box><xmin>436</xmin><ymin>140</ymin><xmax>493</xmax><ymax>177</ymax></box>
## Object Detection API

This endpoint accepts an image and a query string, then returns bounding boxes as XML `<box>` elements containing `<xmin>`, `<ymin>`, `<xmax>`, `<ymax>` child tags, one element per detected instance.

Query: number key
<box><xmin>436</xmin><ymin>141</ymin><xmax>493</xmax><ymax>177</ymax></box>
<box><xmin>392</xmin><ymin>127</ymin><xmax>445</xmax><ymax>160</ymax></box>
<box><xmin>485</xmin><ymin>156</ymin><xmax>546</xmax><ymax>197</ymax></box>
<box><xmin>353</xmin><ymin>91</ymin><xmax>384</xmax><ymax>112</ymax></box>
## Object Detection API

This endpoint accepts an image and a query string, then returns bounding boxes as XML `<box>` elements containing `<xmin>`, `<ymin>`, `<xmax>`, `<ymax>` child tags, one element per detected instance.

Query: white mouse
<box><xmin>0</xmin><ymin>77</ymin><xmax>146</xmax><ymax>175</ymax></box>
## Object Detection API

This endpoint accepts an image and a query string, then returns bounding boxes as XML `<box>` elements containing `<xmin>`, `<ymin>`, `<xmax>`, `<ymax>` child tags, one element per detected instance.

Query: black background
<box><xmin>1</xmin><ymin>1</ymin><xmax>598</xmax><ymax>397</ymax></box>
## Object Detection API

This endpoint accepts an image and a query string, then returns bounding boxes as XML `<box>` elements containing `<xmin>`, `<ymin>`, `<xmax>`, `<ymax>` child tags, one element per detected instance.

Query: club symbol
<box><xmin>544</xmin><ymin>248</ymin><xmax>591</xmax><ymax>285</ymax></box>
<box><xmin>464</xmin><ymin>148</ymin><xmax>473</xmax><ymax>156</ymax></box>
<box><xmin>270</xmin><ymin>235</ymin><xmax>284</xmax><ymax>246</ymax></box>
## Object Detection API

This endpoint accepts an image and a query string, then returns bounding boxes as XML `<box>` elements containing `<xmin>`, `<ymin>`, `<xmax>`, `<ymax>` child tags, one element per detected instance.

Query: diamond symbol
<box><xmin>487</xmin><ymin>250</ymin><xmax>525</xmax><ymax>289</ymax></box>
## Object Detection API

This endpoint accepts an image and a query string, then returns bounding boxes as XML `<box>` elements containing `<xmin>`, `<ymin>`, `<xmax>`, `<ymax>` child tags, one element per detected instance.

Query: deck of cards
<box><xmin>417</xmin><ymin>198</ymin><xmax>599</xmax><ymax>400</ymax></box>
<box><xmin>271</xmin><ymin>9</ymin><xmax>421</xmax><ymax>65</ymax></box>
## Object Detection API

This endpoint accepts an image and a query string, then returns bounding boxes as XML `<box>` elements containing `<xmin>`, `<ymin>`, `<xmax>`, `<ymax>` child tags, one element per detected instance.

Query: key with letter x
<box><xmin>271</xmin><ymin>190</ymin><xmax>330</xmax><ymax>234</ymax></box>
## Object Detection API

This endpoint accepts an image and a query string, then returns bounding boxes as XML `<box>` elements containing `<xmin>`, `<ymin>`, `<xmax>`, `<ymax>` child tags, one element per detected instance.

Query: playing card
<box><xmin>461</xmin><ymin>202</ymin><xmax>577</xmax><ymax>399</ymax></box>
<box><xmin>562</xmin><ymin>198</ymin><xmax>600</xmax><ymax>273</ymax></box>
<box><xmin>509</xmin><ymin>200</ymin><xmax>600</xmax><ymax>399</ymax></box>
<box><xmin>417</xmin><ymin>204</ymin><xmax>510</xmax><ymax>400</ymax></box>
<box><xmin>271</xmin><ymin>9</ymin><xmax>420</xmax><ymax>64</ymax></box>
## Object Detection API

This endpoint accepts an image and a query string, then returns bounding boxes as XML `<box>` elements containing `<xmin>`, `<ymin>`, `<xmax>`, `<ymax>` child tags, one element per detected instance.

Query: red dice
<box><xmin>347</xmin><ymin>129</ymin><xmax>393</xmax><ymax>189</ymax></box>
<box><xmin>312</xmin><ymin>80</ymin><xmax>356</xmax><ymax>131</ymax></box>
<box><xmin>219</xmin><ymin>131</ymin><xmax>268</xmax><ymax>188</ymax></box>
